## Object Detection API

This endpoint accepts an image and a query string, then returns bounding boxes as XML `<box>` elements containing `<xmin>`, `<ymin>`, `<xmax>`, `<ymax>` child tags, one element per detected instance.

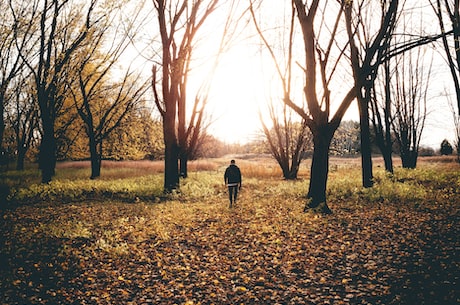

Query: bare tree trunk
<box><xmin>163</xmin><ymin>111</ymin><xmax>179</xmax><ymax>192</ymax></box>
<box><xmin>261</xmin><ymin>111</ymin><xmax>308</xmax><ymax>180</ymax></box>
<box><xmin>88</xmin><ymin>133</ymin><xmax>101</xmax><ymax>179</ymax></box>
<box><xmin>401</xmin><ymin>150</ymin><xmax>417</xmax><ymax>169</ymax></box>
<box><xmin>372</xmin><ymin>107</ymin><xmax>394</xmax><ymax>173</ymax></box>
<box><xmin>345</xmin><ymin>0</ymin><xmax>399</xmax><ymax>186</ymax></box>
<box><xmin>179</xmin><ymin>153</ymin><xmax>187</xmax><ymax>178</ymax></box>
<box><xmin>0</xmin><ymin>92</ymin><xmax>4</xmax><ymax>160</ymax></box>
<box><xmin>16</xmin><ymin>147</ymin><xmax>26</xmax><ymax>171</ymax></box>
<box><xmin>358</xmin><ymin>87</ymin><xmax>374</xmax><ymax>188</ymax></box>
<box><xmin>0</xmin><ymin>90</ymin><xmax>9</xmax><ymax>168</ymax></box>
<box><xmin>26</xmin><ymin>0</ymin><xmax>96</xmax><ymax>183</ymax></box>
<box><xmin>382</xmin><ymin>61</ymin><xmax>394</xmax><ymax>173</ymax></box>
<box><xmin>39</xmin><ymin>125</ymin><xmax>56</xmax><ymax>183</ymax></box>
<box><xmin>151</xmin><ymin>0</ymin><xmax>222</xmax><ymax>192</ymax></box>
<box><xmin>305</xmin><ymin>125</ymin><xmax>333</xmax><ymax>214</ymax></box>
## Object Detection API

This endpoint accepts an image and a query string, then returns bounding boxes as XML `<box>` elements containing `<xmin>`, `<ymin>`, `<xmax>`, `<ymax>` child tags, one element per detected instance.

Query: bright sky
<box><xmin>132</xmin><ymin>1</ymin><xmax>457</xmax><ymax>149</ymax></box>
<box><xmin>200</xmin><ymin>45</ymin><xmax>268</xmax><ymax>144</ymax></box>
<box><xmin>198</xmin><ymin>2</ymin><xmax>458</xmax><ymax>148</ymax></box>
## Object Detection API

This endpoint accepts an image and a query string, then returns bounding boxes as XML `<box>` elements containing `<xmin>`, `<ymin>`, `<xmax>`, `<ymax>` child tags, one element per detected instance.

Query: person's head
<box><xmin>230</xmin><ymin>159</ymin><xmax>235</xmax><ymax>164</ymax></box>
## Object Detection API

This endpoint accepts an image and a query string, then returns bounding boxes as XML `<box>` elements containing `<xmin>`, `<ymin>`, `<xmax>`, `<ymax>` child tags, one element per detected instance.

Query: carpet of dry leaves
<box><xmin>0</xmin><ymin>166</ymin><xmax>459</xmax><ymax>304</ymax></box>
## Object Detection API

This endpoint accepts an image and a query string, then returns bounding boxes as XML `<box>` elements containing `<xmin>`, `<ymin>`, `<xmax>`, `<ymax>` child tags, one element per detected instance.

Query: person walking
<box><xmin>224</xmin><ymin>159</ymin><xmax>242</xmax><ymax>207</ymax></box>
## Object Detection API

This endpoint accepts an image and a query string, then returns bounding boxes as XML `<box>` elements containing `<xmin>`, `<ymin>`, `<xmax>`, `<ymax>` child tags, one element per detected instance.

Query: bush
<box><xmin>440</xmin><ymin>139</ymin><xmax>453</xmax><ymax>155</ymax></box>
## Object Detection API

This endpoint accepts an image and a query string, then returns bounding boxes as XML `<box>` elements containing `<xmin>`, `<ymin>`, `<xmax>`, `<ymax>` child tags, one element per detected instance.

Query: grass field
<box><xmin>0</xmin><ymin>156</ymin><xmax>459</xmax><ymax>304</ymax></box>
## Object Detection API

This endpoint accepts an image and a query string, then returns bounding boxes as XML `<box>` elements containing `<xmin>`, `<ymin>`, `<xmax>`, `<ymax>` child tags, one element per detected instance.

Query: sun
<box><xmin>189</xmin><ymin>43</ymin><xmax>272</xmax><ymax>144</ymax></box>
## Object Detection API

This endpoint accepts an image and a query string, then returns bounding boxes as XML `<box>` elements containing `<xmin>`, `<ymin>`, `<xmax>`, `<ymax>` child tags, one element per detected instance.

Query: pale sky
<box><xmin>132</xmin><ymin>0</ymin><xmax>458</xmax><ymax>149</ymax></box>
<box><xmin>205</xmin><ymin>1</ymin><xmax>457</xmax><ymax>149</ymax></box>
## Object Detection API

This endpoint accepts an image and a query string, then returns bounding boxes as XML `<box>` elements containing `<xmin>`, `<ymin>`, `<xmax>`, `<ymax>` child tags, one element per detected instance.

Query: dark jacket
<box><xmin>224</xmin><ymin>164</ymin><xmax>241</xmax><ymax>186</ymax></box>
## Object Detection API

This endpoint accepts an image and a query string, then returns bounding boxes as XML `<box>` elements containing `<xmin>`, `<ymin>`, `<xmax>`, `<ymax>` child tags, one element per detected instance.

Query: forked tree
<box><xmin>344</xmin><ymin>0</ymin><xmax>400</xmax><ymax>187</ymax></box>
<box><xmin>151</xmin><ymin>0</ymin><xmax>220</xmax><ymax>192</ymax></box>
<box><xmin>251</xmin><ymin>0</ymin><xmax>400</xmax><ymax>213</ymax></box>
<box><xmin>391</xmin><ymin>47</ymin><xmax>431</xmax><ymax>169</ymax></box>
<box><xmin>250</xmin><ymin>3</ymin><xmax>310</xmax><ymax>180</ymax></box>
<box><xmin>17</xmin><ymin>0</ymin><xmax>98</xmax><ymax>183</ymax></box>
<box><xmin>151</xmin><ymin>0</ymin><xmax>244</xmax><ymax>191</ymax></box>
<box><xmin>6</xmin><ymin>71</ymin><xmax>39</xmax><ymax>170</ymax></box>
<box><xmin>69</xmin><ymin>4</ymin><xmax>148</xmax><ymax>179</ymax></box>
<box><xmin>260</xmin><ymin>103</ymin><xmax>311</xmax><ymax>180</ymax></box>
<box><xmin>370</xmin><ymin>57</ymin><xmax>395</xmax><ymax>173</ymax></box>
<box><xmin>1</xmin><ymin>0</ymin><xmax>34</xmax><ymax>165</ymax></box>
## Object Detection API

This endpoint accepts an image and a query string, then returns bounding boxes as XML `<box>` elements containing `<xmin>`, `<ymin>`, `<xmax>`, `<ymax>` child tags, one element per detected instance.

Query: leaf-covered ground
<box><xmin>0</xmin><ymin>163</ymin><xmax>459</xmax><ymax>304</ymax></box>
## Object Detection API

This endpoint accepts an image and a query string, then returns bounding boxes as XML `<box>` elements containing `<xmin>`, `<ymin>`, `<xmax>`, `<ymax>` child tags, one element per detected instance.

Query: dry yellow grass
<box><xmin>54</xmin><ymin>155</ymin><xmax>460</xmax><ymax>181</ymax></box>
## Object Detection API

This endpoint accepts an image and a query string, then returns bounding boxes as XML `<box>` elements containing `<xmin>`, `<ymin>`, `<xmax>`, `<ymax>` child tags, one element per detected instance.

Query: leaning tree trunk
<box><xmin>304</xmin><ymin>127</ymin><xmax>334</xmax><ymax>214</ymax></box>
<box><xmin>374</xmin><ymin>131</ymin><xmax>394</xmax><ymax>173</ymax></box>
<box><xmin>382</xmin><ymin>145</ymin><xmax>394</xmax><ymax>173</ymax></box>
<box><xmin>289</xmin><ymin>147</ymin><xmax>304</xmax><ymax>180</ymax></box>
<box><xmin>277</xmin><ymin>157</ymin><xmax>297</xmax><ymax>180</ymax></box>
<box><xmin>285</xmin><ymin>147</ymin><xmax>303</xmax><ymax>180</ymax></box>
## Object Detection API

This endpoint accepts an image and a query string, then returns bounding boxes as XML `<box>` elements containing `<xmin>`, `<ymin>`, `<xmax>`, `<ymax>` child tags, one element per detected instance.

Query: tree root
<box><xmin>304</xmin><ymin>199</ymin><xmax>333</xmax><ymax>214</ymax></box>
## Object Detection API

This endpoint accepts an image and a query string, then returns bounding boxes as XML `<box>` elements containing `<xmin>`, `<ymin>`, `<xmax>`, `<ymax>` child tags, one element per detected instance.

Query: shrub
<box><xmin>440</xmin><ymin>139</ymin><xmax>453</xmax><ymax>155</ymax></box>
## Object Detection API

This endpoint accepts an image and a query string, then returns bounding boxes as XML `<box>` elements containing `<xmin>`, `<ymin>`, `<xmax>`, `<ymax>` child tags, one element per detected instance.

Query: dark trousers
<box><xmin>228</xmin><ymin>185</ymin><xmax>239</xmax><ymax>206</ymax></box>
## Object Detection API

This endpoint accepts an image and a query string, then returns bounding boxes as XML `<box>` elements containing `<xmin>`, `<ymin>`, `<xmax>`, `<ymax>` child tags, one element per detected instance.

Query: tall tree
<box><xmin>391</xmin><ymin>46</ymin><xmax>431</xmax><ymax>168</ymax></box>
<box><xmin>69</xmin><ymin>3</ymin><xmax>148</xmax><ymax>179</ymax></box>
<box><xmin>260</xmin><ymin>103</ymin><xmax>311</xmax><ymax>180</ymax></box>
<box><xmin>261</xmin><ymin>0</ymin><xmax>356</xmax><ymax>213</ymax></box>
<box><xmin>1</xmin><ymin>0</ymin><xmax>33</xmax><ymax>166</ymax></box>
<box><xmin>250</xmin><ymin>2</ymin><xmax>310</xmax><ymax>180</ymax></box>
<box><xmin>6</xmin><ymin>72</ymin><xmax>39</xmax><ymax>170</ymax></box>
<box><xmin>370</xmin><ymin>2</ymin><xmax>451</xmax><ymax>172</ymax></box>
<box><xmin>370</xmin><ymin>57</ymin><xmax>395</xmax><ymax>173</ymax></box>
<box><xmin>151</xmin><ymin>0</ymin><xmax>222</xmax><ymax>192</ymax></box>
<box><xmin>345</xmin><ymin>0</ymin><xmax>399</xmax><ymax>186</ymax></box>
<box><xmin>18</xmin><ymin>0</ymin><xmax>97</xmax><ymax>183</ymax></box>
<box><xmin>72</xmin><ymin>66</ymin><xmax>148</xmax><ymax>178</ymax></box>
<box><xmin>251</xmin><ymin>0</ymin><xmax>400</xmax><ymax>213</ymax></box>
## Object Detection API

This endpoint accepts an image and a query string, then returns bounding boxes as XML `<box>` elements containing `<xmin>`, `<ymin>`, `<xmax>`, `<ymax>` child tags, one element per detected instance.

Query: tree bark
<box><xmin>380</xmin><ymin>143</ymin><xmax>394</xmax><ymax>173</ymax></box>
<box><xmin>39</xmin><ymin>126</ymin><xmax>56</xmax><ymax>183</ymax></box>
<box><xmin>179</xmin><ymin>153</ymin><xmax>188</xmax><ymax>178</ymax></box>
<box><xmin>16</xmin><ymin>145</ymin><xmax>26</xmax><ymax>171</ymax></box>
<box><xmin>305</xmin><ymin>125</ymin><xmax>333</xmax><ymax>214</ymax></box>
<box><xmin>401</xmin><ymin>150</ymin><xmax>417</xmax><ymax>169</ymax></box>
<box><xmin>88</xmin><ymin>133</ymin><xmax>101</xmax><ymax>179</ymax></box>
<box><xmin>382</xmin><ymin>62</ymin><xmax>394</xmax><ymax>173</ymax></box>
<box><xmin>358</xmin><ymin>92</ymin><xmax>374</xmax><ymax>188</ymax></box>
<box><xmin>0</xmin><ymin>93</ymin><xmax>4</xmax><ymax>160</ymax></box>
<box><xmin>163</xmin><ymin>110</ymin><xmax>179</xmax><ymax>192</ymax></box>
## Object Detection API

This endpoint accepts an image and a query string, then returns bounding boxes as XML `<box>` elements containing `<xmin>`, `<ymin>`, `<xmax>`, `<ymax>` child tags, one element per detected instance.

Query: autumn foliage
<box><xmin>0</xmin><ymin>157</ymin><xmax>458</xmax><ymax>304</ymax></box>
